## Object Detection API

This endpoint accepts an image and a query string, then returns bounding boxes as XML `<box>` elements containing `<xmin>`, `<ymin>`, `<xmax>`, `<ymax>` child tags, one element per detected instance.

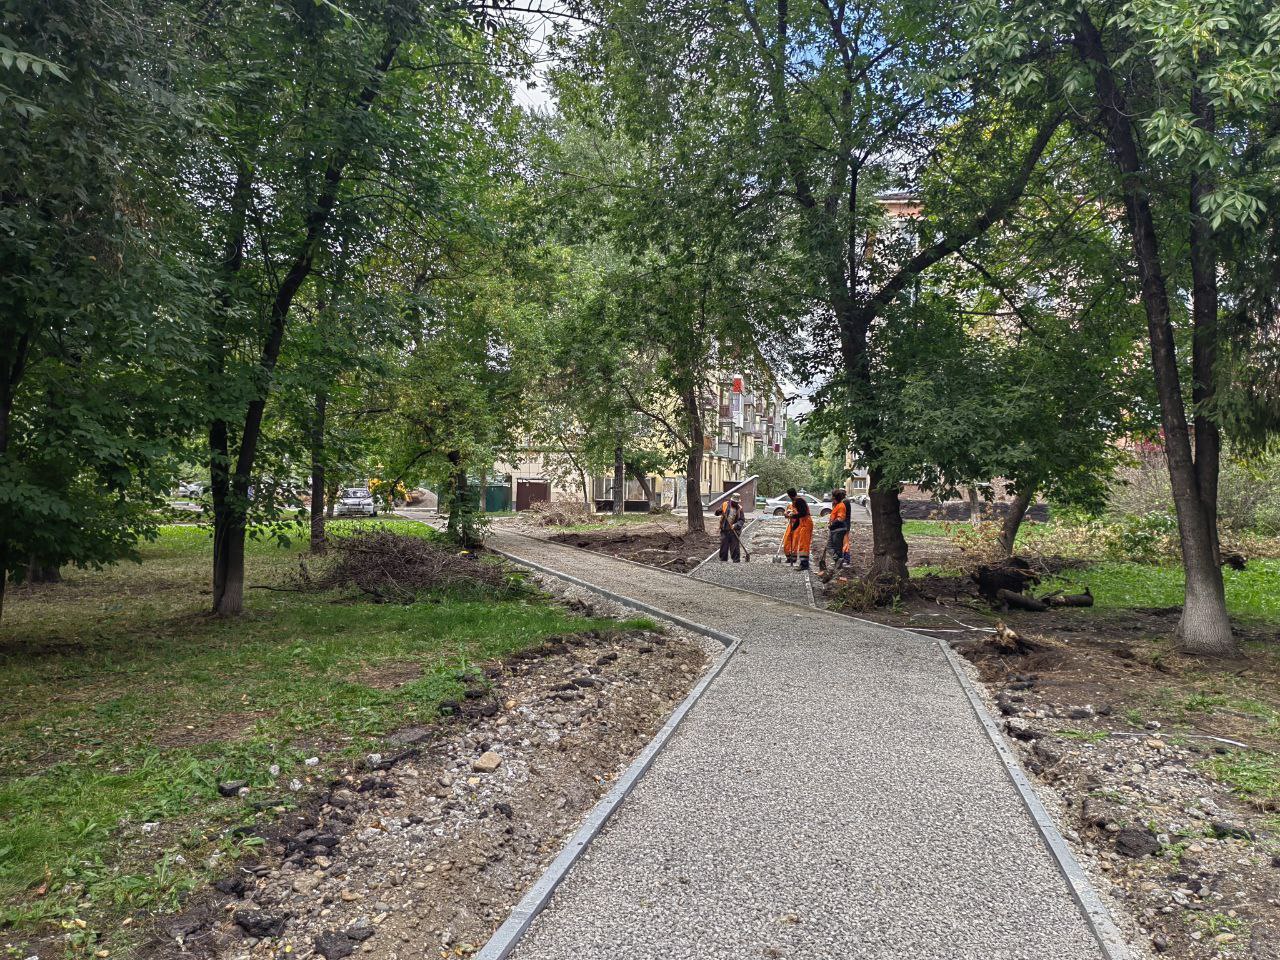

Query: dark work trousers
<box><xmin>719</xmin><ymin>526</ymin><xmax>742</xmax><ymax>562</ymax></box>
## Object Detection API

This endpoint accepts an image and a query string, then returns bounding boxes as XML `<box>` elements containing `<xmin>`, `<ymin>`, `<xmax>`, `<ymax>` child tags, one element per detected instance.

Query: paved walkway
<box><xmin>689</xmin><ymin>519</ymin><xmax>818</xmax><ymax>606</ymax></box>
<box><xmin>486</xmin><ymin>531</ymin><xmax>1116</xmax><ymax>960</ymax></box>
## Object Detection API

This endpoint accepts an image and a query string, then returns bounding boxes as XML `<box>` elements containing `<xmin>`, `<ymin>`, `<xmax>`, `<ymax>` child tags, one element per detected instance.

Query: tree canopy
<box><xmin>3</xmin><ymin>0</ymin><xmax>1277</xmax><ymax>655</ymax></box>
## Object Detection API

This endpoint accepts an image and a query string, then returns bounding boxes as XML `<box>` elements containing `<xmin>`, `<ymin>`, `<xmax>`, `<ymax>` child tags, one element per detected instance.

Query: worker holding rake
<box><xmin>781</xmin><ymin>497</ymin><xmax>797</xmax><ymax>564</ymax></box>
<box><xmin>715</xmin><ymin>495</ymin><xmax>747</xmax><ymax>562</ymax></box>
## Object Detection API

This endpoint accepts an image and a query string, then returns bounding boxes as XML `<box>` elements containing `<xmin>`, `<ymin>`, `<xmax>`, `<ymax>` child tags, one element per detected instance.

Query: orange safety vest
<box><xmin>829</xmin><ymin>499</ymin><xmax>849</xmax><ymax>556</ymax></box>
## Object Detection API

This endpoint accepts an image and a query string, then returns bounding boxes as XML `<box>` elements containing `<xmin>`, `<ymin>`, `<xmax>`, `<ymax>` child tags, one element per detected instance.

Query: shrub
<box><xmin>1101</xmin><ymin>512</ymin><xmax>1181</xmax><ymax>564</ymax></box>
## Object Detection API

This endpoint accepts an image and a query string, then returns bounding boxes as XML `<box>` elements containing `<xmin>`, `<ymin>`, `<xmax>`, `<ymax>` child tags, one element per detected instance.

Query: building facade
<box><xmin>493</xmin><ymin>370</ymin><xmax>788</xmax><ymax>512</ymax></box>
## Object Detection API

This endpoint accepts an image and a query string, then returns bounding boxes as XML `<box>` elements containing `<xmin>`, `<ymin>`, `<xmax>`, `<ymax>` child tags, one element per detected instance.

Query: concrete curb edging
<box><xmin>481</xmin><ymin>542</ymin><xmax>1131</xmax><ymax>960</ymax></box>
<box><xmin>936</xmin><ymin>638</ymin><xmax>1134</xmax><ymax>960</ymax></box>
<box><xmin>475</xmin><ymin>547</ymin><xmax>743</xmax><ymax>960</ymax></box>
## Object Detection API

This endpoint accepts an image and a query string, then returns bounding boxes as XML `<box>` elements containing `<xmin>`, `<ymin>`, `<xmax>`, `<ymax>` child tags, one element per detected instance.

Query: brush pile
<box><xmin>527</xmin><ymin>500</ymin><xmax>597</xmax><ymax>526</ymax></box>
<box><xmin>306</xmin><ymin>530</ymin><xmax>529</xmax><ymax>603</ymax></box>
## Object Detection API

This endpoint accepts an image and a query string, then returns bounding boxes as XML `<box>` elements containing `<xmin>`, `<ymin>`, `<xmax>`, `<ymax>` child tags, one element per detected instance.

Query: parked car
<box><xmin>335</xmin><ymin>487</ymin><xmax>378</xmax><ymax>517</ymax></box>
<box><xmin>761</xmin><ymin>492</ymin><xmax>832</xmax><ymax>518</ymax></box>
<box><xmin>177</xmin><ymin>480</ymin><xmax>205</xmax><ymax>498</ymax></box>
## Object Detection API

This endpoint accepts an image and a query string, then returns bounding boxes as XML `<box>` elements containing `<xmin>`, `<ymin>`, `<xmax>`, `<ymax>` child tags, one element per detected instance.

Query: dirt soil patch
<box><xmin>845</xmin><ymin>525</ymin><xmax>967</xmax><ymax>571</ymax></box>
<box><xmin>131</xmin><ymin>591</ymin><xmax>712</xmax><ymax>960</ymax></box>
<box><xmin>155</xmin><ymin>712</ymin><xmax>272</xmax><ymax>749</ymax></box>
<box><xmin>549</xmin><ymin>527</ymin><xmax>717</xmax><ymax>573</ymax></box>
<box><xmin>350</xmin><ymin>660</ymin><xmax>427</xmax><ymax>692</ymax></box>
<box><xmin>953</xmin><ymin>622</ymin><xmax>1280</xmax><ymax>960</ymax></box>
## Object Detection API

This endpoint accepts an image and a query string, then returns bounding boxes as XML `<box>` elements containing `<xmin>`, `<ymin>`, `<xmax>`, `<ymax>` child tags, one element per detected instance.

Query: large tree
<box><xmin>181</xmin><ymin>0</ymin><xmax>523</xmax><ymax>613</ymax></box>
<box><xmin>0</xmin><ymin>0</ymin><xmax>204</xmax><ymax>619</ymax></box>
<box><xmin>539</xmin><ymin>71</ymin><xmax>798</xmax><ymax>532</ymax></box>
<box><xmin>570</xmin><ymin>0</ymin><xmax>1065</xmax><ymax>579</ymax></box>
<box><xmin>963</xmin><ymin>0</ymin><xmax>1280</xmax><ymax>653</ymax></box>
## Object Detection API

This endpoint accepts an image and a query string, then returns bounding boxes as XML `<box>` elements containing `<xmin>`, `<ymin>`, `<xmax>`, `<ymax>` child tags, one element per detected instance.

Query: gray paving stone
<box><xmin>488</xmin><ymin>531</ymin><xmax>1110</xmax><ymax>960</ymax></box>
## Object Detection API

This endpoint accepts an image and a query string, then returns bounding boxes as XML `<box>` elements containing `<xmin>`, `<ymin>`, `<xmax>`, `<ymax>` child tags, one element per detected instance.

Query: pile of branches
<box><xmin>826</xmin><ymin>572</ymin><xmax>904</xmax><ymax>612</ymax></box>
<box><xmin>305</xmin><ymin>530</ymin><xmax>530</xmax><ymax>603</ymax></box>
<box><xmin>527</xmin><ymin>500</ymin><xmax>596</xmax><ymax>527</ymax></box>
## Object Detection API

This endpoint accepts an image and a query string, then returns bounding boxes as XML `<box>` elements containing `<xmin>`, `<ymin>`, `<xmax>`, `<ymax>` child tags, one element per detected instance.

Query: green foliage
<box><xmin>0</xmin><ymin>0</ymin><xmax>206</xmax><ymax>596</ymax></box>
<box><xmin>747</xmin><ymin>455</ymin><xmax>814</xmax><ymax>498</ymax></box>
<box><xmin>1103</xmin><ymin>513</ymin><xmax>1183</xmax><ymax>564</ymax></box>
<box><xmin>1204</xmin><ymin>751</ymin><xmax>1280</xmax><ymax>809</ymax></box>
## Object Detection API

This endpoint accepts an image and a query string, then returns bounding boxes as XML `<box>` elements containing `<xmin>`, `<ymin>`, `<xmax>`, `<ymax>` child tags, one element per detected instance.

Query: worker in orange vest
<box><xmin>781</xmin><ymin>497</ymin><xmax>797</xmax><ymax>564</ymax></box>
<box><xmin>822</xmin><ymin>489</ymin><xmax>851</xmax><ymax>572</ymax></box>
<box><xmin>787</xmin><ymin>488</ymin><xmax>813</xmax><ymax>571</ymax></box>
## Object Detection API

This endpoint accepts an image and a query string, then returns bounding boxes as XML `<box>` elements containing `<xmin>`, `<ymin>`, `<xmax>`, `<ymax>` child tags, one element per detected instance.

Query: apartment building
<box><xmin>493</xmin><ymin>370</ymin><xmax>788</xmax><ymax>512</ymax></box>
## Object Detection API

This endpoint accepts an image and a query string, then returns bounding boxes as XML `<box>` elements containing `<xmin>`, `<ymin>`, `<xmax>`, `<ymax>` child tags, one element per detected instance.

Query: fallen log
<box><xmin>997</xmin><ymin>588</ymin><xmax>1048</xmax><ymax>612</ymax></box>
<box><xmin>1044</xmin><ymin>587</ymin><xmax>1093</xmax><ymax>608</ymax></box>
<box><xmin>974</xmin><ymin>559</ymin><xmax>1040</xmax><ymax>608</ymax></box>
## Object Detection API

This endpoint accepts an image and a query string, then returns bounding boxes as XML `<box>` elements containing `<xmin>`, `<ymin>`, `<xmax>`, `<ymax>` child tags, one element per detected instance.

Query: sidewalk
<box><xmin>689</xmin><ymin>518</ymin><xmax>816</xmax><ymax>606</ymax></box>
<box><xmin>483</xmin><ymin>531</ymin><xmax>1122</xmax><ymax>960</ymax></box>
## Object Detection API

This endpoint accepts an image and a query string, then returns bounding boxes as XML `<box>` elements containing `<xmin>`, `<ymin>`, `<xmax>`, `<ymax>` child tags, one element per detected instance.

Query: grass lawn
<box><xmin>0</xmin><ymin>521</ymin><xmax>635</xmax><ymax>946</ymax></box>
<box><xmin>1043</xmin><ymin>559</ymin><xmax>1280</xmax><ymax>625</ymax></box>
<box><xmin>901</xmin><ymin>520</ymin><xmax>953</xmax><ymax>538</ymax></box>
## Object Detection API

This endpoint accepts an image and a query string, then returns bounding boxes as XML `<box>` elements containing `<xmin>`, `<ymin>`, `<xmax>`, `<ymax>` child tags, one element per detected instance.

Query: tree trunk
<box><xmin>2</xmin><ymin>316</ymin><xmax>35</xmax><ymax>623</ymax></box>
<box><xmin>1189</xmin><ymin>86</ymin><xmax>1221</xmax><ymax>566</ymax></box>
<box><xmin>326</xmin><ymin>478</ymin><xmax>338</xmax><ymax>518</ymax></box>
<box><xmin>310</xmin><ymin>390</ymin><xmax>327</xmax><ymax>554</ymax></box>
<box><xmin>627</xmin><ymin>462</ymin><xmax>655</xmax><ymax>508</ymax></box>
<box><xmin>1076</xmin><ymin>13</ymin><xmax>1234</xmax><ymax>656</ymax></box>
<box><xmin>212</xmin><ymin>500</ymin><xmax>247</xmax><ymax>617</ymax></box>
<box><xmin>682</xmin><ymin>385</ymin><xmax>705</xmax><ymax>534</ymax></box>
<box><xmin>998</xmin><ymin>489</ymin><xmax>1033</xmax><ymax>557</ymax></box>
<box><xmin>444</xmin><ymin>450</ymin><xmax>478</xmax><ymax>546</ymax></box>
<box><xmin>26</xmin><ymin>557</ymin><xmax>61</xmax><ymax>583</ymax></box>
<box><xmin>967</xmin><ymin>486</ymin><xmax>982</xmax><ymax>526</ymax></box>
<box><xmin>612</xmin><ymin>439</ymin><xmax>625</xmax><ymax>516</ymax></box>
<box><xmin>868</xmin><ymin>468</ymin><xmax>908</xmax><ymax>582</ymax></box>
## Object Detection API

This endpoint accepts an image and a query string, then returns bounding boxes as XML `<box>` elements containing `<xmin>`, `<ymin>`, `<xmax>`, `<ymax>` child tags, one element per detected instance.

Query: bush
<box><xmin>748</xmin><ymin>454</ymin><xmax>815</xmax><ymax>497</ymax></box>
<box><xmin>1100</xmin><ymin>512</ymin><xmax>1181</xmax><ymax>564</ymax></box>
<box><xmin>1109</xmin><ymin>449</ymin><xmax>1280</xmax><ymax>536</ymax></box>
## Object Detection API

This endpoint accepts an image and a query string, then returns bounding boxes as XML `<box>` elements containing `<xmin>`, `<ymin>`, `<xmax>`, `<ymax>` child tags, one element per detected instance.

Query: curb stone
<box><xmin>476</xmin><ymin>544</ymin><xmax>742</xmax><ymax>960</ymax></box>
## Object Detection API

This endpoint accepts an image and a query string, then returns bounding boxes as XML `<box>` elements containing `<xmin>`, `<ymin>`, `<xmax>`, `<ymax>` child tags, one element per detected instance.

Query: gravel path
<box><xmin>689</xmin><ymin>519</ymin><xmax>817</xmax><ymax>606</ymax></box>
<box><xmin>487</xmin><ymin>531</ymin><xmax>1113</xmax><ymax>960</ymax></box>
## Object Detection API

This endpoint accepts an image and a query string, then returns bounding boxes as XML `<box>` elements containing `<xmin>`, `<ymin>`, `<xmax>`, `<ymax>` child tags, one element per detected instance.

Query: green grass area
<box><xmin>0</xmin><ymin>522</ymin><xmax>635</xmax><ymax>945</ymax></box>
<box><xmin>1041</xmin><ymin>559</ymin><xmax>1280</xmax><ymax>624</ymax></box>
<box><xmin>1204</xmin><ymin>750</ymin><xmax>1280</xmax><ymax>809</ymax></box>
<box><xmin>909</xmin><ymin>564</ymin><xmax>964</xmax><ymax>578</ymax></box>
<box><xmin>902</xmin><ymin>520</ymin><xmax>953</xmax><ymax>538</ymax></box>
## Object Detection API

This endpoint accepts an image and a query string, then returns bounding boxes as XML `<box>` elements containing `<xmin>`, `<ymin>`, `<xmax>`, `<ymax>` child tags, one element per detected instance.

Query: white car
<box><xmin>335</xmin><ymin>487</ymin><xmax>378</xmax><ymax>517</ymax></box>
<box><xmin>177</xmin><ymin>480</ymin><xmax>205</xmax><ymax>498</ymax></box>
<box><xmin>762</xmin><ymin>492</ymin><xmax>832</xmax><ymax>518</ymax></box>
